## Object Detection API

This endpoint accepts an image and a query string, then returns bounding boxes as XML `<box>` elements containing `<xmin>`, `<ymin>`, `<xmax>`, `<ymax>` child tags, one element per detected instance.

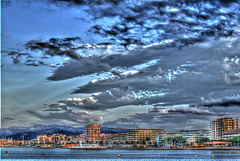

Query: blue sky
<box><xmin>2</xmin><ymin>0</ymin><xmax>240</xmax><ymax>131</ymax></box>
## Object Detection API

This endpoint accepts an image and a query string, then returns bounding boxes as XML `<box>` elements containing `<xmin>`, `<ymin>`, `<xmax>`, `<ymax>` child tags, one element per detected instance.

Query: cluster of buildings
<box><xmin>1</xmin><ymin>117</ymin><xmax>240</xmax><ymax>148</ymax></box>
<box><xmin>37</xmin><ymin>134</ymin><xmax>71</xmax><ymax>146</ymax></box>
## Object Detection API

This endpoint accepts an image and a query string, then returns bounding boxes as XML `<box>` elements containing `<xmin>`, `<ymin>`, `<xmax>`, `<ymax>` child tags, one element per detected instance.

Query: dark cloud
<box><xmin>149</xmin><ymin>107</ymin><xmax>215</xmax><ymax>115</ymax></box>
<box><xmin>7</xmin><ymin>51</ymin><xmax>29</xmax><ymax>64</ymax></box>
<box><xmin>3</xmin><ymin>50</ymin><xmax>49</xmax><ymax>67</ymax></box>
<box><xmin>202</xmin><ymin>95</ymin><xmax>240</xmax><ymax>107</ymax></box>
<box><xmin>47</xmin><ymin>47</ymin><xmax>166</xmax><ymax>81</ymax></box>
<box><xmin>24</xmin><ymin>60</ymin><xmax>48</xmax><ymax>67</ymax></box>
<box><xmin>26</xmin><ymin>37</ymin><xmax>82</xmax><ymax>60</ymax></box>
<box><xmin>1</xmin><ymin>0</ymin><xmax>11</xmax><ymax>7</ymax></box>
<box><xmin>2</xmin><ymin>117</ymin><xmax>15</xmax><ymax>121</ymax></box>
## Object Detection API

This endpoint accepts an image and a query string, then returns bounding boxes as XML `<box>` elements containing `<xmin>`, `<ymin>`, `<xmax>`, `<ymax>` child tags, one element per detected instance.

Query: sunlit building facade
<box><xmin>127</xmin><ymin>129</ymin><xmax>165</xmax><ymax>144</ymax></box>
<box><xmin>37</xmin><ymin>134</ymin><xmax>71</xmax><ymax>145</ymax></box>
<box><xmin>84</xmin><ymin>123</ymin><xmax>101</xmax><ymax>143</ymax></box>
<box><xmin>211</xmin><ymin>117</ymin><xmax>238</xmax><ymax>140</ymax></box>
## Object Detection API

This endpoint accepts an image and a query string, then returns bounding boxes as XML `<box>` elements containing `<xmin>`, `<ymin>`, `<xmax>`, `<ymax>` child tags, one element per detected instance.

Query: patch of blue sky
<box><xmin>145</xmin><ymin>30</ymin><xmax>160</xmax><ymax>38</ymax></box>
<box><xmin>143</xmin><ymin>20</ymin><xmax>159</xmax><ymax>28</ymax></box>
<box><xmin>165</xmin><ymin>6</ymin><xmax>179</xmax><ymax>12</ymax></box>
<box><xmin>180</xmin><ymin>63</ymin><xmax>196</xmax><ymax>67</ymax></box>
<box><xmin>164</xmin><ymin>70</ymin><xmax>174</xmax><ymax>83</ymax></box>
<box><xmin>96</xmin><ymin>16</ymin><xmax>121</xmax><ymax>29</ymax></box>
<box><xmin>204</xmin><ymin>2</ymin><xmax>214</xmax><ymax>9</ymax></box>
<box><xmin>116</xmin><ymin>24</ymin><xmax>125</xmax><ymax>30</ymax></box>
<box><xmin>173</xmin><ymin>66</ymin><xmax>188</xmax><ymax>75</ymax></box>
<box><xmin>127</xmin><ymin>44</ymin><xmax>138</xmax><ymax>51</ymax></box>
<box><xmin>219</xmin><ymin>8</ymin><xmax>232</xmax><ymax>13</ymax></box>
<box><xmin>186</xmin><ymin>17</ymin><xmax>196</xmax><ymax>23</ymax></box>
<box><xmin>181</xmin><ymin>33</ymin><xmax>199</xmax><ymax>39</ymax></box>
<box><xmin>131</xmin><ymin>90</ymin><xmax>166</xmax><ymax>99</ymax></box>
<box><xmin>158</xmin><ymin>30</ymin><xmax>165</xmax><ymax>34</ymax></box>
<box><xmin>219</xmin><ymin>16</ymin><xmax>227</xmax><ymax>20</ymax></box>
<box><xmin>158</xmin><ymin>21</ymin><xmax>169</xmax><ymax>25</ymax></box>
<box><xmin>193</xmin><ymin>26</ymin><xmax>204</xmax><ymax>30</ymax></box>
<box><xmin>128</xmin><ymin>28</ymin><xmax>141</xmax><ymax>34</ymax></box>
<box><xmin>200</xmin><ymin>11</ymin><xmax>208</xmax><ymax>16</ymax></box>
<box><xmin>115</xmin><ymin>39</ymin><xmax>127</xmax><ymax>44</ymax></box>
<box><xmin>141</xmin><ymin>37</ymin><xmax>152</xmax><ymax>44</ymax></box>
<box><xmin>47</xmin><ymin>55</ymin><xmax>68</xmax><ymax>67</ymax></box>
<box><xmin>204</xmin><ymin>19</ymin><xmax>219</xmax><ymax>26</ymax></box>
<box><xmin>185</xmin><ymin>6</ymin><xmax>199</xmax><ymax>13</ymax></box>
<box><xmin>126</xmin><ymin>22</ymin><xmax>135</xmax><ymax>28</ymax></box>
<box><xmin>165</xmin><ymin>65</ymin><xmax>190</xmax><ymax>82</ymax></box>
<box><xmin>133</xmin><ymin>59</ymin><xmax>161</xmax><ymax>71</ymax></box>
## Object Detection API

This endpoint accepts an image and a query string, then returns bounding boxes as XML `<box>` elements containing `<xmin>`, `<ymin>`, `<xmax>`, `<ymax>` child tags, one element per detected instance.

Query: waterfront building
<box><xmin>223</xmin><ymin>129</ymin><xmax>240</xmax><ymax>139</ymax></box>
<box><xmin>37</xmin><ymin>134</ymin><xmax>71</xmax><ymax>145</ymax></box>
<box><xmin>210</xmin><ymin>117</ymin><xmax>238</xmax><ymax>140</ymax></box>
<box><xmin>111</xmin><ymin>133</ymin><xmax>128</xmax><ymax>144</ymax></box>
<box><xmin>100</xmin><ymin>133</ymin><xmax>121</xmax><ymax>144</ymax></box>
<box><xmin>127</xmin><ymin>129</ymin><xmax>165</xmax><ymax>145</ymax></box>
<box><xmin>84</xmin><ymin>123</ymin><xmax>101</xmax><ymax>143</ymax></box>
<box><xmin>71</xmin><ymin>134</ymin><xmax>85</xmax><ymax>144</ymax></box>
<box><xmin>156</xmin><ymin>132</ymin><xmax>183</xmax><ymax>147</ymax></box>
<box><xmin>0</xmin><ymin>139</ymin><xmax>19</xmax><ymax>146</ymax></box>
<box><xmin>180</xmin><ymin>129</ymin><xmax>211</xmax><ymax>144</ymax></box>
<box><xmin>37</xmin><ymin>135</ymin><xmax>49</xmax><ymax>144</ymax></box>
<box><xmin>50</xmin><ymin>134</ymin><xmax>71</xmax><ymax>145</ymax></box>
<box><xmin>204</xmin><ymin>141</ymin><xmax>232</xmax><ymax>147</ymax></box>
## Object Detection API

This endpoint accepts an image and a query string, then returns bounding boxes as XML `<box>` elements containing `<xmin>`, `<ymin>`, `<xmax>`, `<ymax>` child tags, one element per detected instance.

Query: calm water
<box><xmin>1</xmin><ymin>147</ymin><xmax>240</xmax><ymax>160</ymax></box>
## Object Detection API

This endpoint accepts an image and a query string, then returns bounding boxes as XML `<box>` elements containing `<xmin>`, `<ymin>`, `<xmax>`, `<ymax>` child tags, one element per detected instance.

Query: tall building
<box><xmin>84</xmin><ymin>123</ymin><xmax>101</xmax><ymax>143</ymax></box>
<box><xmin>210</xmin><ymin>117</ymin><xmax>238</xmax><ymax>140</ymax></box>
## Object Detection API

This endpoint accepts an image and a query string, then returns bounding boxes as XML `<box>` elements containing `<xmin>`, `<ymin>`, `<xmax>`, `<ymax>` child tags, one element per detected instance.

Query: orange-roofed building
<box><xmin>204</xmin><ymin>141</ymin><xmax>232</xmax><ymax>147</ymax></box>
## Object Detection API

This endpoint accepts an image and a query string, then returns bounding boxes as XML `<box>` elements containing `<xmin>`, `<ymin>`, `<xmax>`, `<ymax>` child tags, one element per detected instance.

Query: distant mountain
<box><xmin>0</xmin><ymin>125</ymin><xmax>129</xmax><ymax>140</ymax></box>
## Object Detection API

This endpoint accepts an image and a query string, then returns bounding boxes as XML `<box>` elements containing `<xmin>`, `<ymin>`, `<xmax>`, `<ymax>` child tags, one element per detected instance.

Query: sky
<box><xmin>1</xmin><ymin>0</ymin><xmax>240</xmax><ymax>132</ymax></box>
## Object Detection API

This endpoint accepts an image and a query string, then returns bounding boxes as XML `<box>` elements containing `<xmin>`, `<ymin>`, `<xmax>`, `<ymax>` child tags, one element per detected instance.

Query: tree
<box><xmin>199</xmin><ymin>137</ymin><xmax>210</xmax><ymax>143</ymax></box>
<box><xmin>164</xmin><ymin>136</ymin><xmax>186</xmax><ymax>145</ymax></box>
<box><xmin>230</xmin><ymin>136</ymin><xmax>240</xmax><ymax>144</ymax></box>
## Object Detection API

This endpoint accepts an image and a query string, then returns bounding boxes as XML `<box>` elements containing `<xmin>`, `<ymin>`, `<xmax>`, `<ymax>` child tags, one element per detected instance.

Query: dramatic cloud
<box><xmin>3</xmin><ymin>0</ymin><xmax>240</xmax><ymax>129</ymax></box>
<box><xmin>27</xmin><ymin>107</ymin><xmax>104</xmax><ymax>125</ymax></box>
<box><xmin>44</xmin><ymin>89</ymin><xmax>165</xmax><ymax>111</ymax></box>
<box><xmin>70</xmin><ymin>40</ymin><xmax>240</xmax><ymax>107</ymax></box>
<box><xmin>5</xmin><ymin>0</ymin><xmax>240</xmax><ymax>69</ymax></box>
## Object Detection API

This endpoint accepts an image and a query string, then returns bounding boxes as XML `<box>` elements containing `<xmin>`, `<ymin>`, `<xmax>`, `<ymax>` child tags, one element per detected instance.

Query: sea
<box><xmin>1</xmin><ymin>147</ymin><xmax>240</xmax><ymax>160</ymax></box>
